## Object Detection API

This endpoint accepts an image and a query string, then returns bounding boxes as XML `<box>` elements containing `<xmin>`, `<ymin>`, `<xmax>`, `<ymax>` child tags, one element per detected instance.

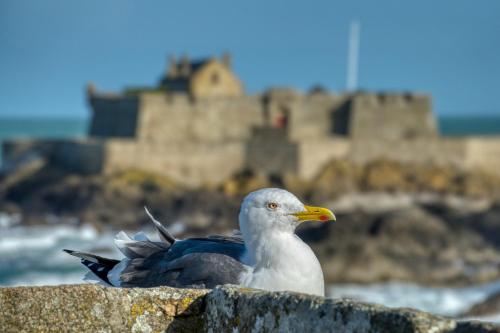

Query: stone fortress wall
<box><xmin>89</xmin><ymin>88</ymin><xmax>500</xmax><ymax>185</ymax></box>
<box><xmin>2</xmin><ymin>54</ymin><xmax>500</xmax><ymax>186</ymax></box>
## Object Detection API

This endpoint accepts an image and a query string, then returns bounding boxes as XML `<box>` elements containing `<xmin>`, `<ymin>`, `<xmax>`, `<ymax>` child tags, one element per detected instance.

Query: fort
<box><xmin>3</xmin><ymin>53</ymin><xmax>500</xmax><ymax>187</ymax></box>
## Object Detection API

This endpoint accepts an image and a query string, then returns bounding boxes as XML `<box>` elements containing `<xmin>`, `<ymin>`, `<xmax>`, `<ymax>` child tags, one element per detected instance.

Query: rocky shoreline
<box><xmin>1</xmin><ymin>160</ymin><xmax>500</xmax><ymax>287</ymax></box>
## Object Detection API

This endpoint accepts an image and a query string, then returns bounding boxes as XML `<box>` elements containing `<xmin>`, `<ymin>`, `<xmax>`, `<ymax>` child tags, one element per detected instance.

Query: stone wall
<box><xmin>89</xmin><ymin>89</ymin><xmax>345</xmax><ymax>145</ymax></box>
<box><xmin>89</xmin><ymin>94</ymin><xmax>140</xmax><ymax>138</ymax></box>
<box><xmin>3</xmin><ymin>134</ymin><xmax>499</xmax><ymax>188</ymax></box>
<box><xmin>348</xmin><ymin>136</ymin><xmax>500</xmax><ymax>176</ymax></box>
<box><xmin>464</xmin><ymin>137</ymin><xmax>500</xmax><ymax>174</ymax></box>
<box><xmin>1</xmin><ymin>284</ymin><xmax>498</xmax><ymax>333</ymax></box>
<box><xmin>288</xmin><ymin>93</ymin><xmax>344</xmax><ymax>141</ymax></box>
<box><xmin>51</xmin><ymin>139</ymin><xmax>105</xmax><ymax>174</ymax></box>
<box><xmin>103</xmin><ymin>140</ymin><xmax>246</xmax><ymax>187</ymax></box>
<box><xmin>136</xmin><ymin>93</ymin><xmax>264</xmax><ymax>144</ymax></box>
<box><xmin>348</xmin><ymin>93</ymin><xmax>437</xmax><ymax>141</ymax></box>
<box><xmin>298</xmin><ymin>138</ymin><xmax>351</xmax><ymax>180</ymax></box>
<box><xmin>245</xmin><ymin>127</ymin><xmax>299</xmax><ymax>175</ymax></box>
<box><xmin>349</xmin><ymin>138</ymin><xmax>467</xmax><ymax>168</ymax></box>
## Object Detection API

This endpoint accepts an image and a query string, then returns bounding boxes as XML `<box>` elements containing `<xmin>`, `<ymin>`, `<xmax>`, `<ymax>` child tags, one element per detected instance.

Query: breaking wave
<box><xmin>328</xmin><ymin>281</ymin><xmax>500</xmax><ymax>318</ymax></box>
<box><xmin>0</xmin><ymin>220</ymin><xmax>119</xmax><ymax>286</ymax></box>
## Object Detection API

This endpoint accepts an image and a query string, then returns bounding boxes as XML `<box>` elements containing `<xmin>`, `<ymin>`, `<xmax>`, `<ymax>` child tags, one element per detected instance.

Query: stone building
<box><xmin>3</xmin><ymin>54</ymin><xmax>500</xmax><ymax>186</ymax></box>
<box><xmin>159</xmin><ymin>53</ymin><xmax>243</xmax><ymax>98</ymax></box>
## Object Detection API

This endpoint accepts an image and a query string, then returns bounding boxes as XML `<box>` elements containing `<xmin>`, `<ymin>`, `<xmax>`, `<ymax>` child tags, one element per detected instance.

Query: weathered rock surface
<box><xmin>0</xmin><ymin>167</ymin><xmax>242</xmax><ymax>232</ymax></box>
<box><xmin>308</xmin><ymin>159</ymin><xmax>500</xmax><ymax>203</ymax></box>
<box><xmin>463</xmin><ymin>291</ymin><xmax>500</xmax><ymax>317</ymax></box>
<box><xmin>0</xmin><ymin>284</ymin><xmax>207</xmax><ymax>333</ymax></box>
<box><xmin>1</xmin><ymin>284</ymin><xmax>499</xmax><ymax>333</ymax></box>
<box><xmin>298</xmin><ymin>197</ymin><xmax>500</xmax><ymax>285</ymax></box>
<box><xmin>2</xmin><ymin>159</ymin><xmax>500</xmax><ymax>230</ymax></box>
<box><xmin>205</xmin><ymin>285</ymin><xmax>458</xmax><ymax>333</ymax></box>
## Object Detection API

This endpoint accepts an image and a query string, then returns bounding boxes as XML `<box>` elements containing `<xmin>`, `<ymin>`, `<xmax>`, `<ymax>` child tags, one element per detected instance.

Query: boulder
<box><xmin>1</xmin><ymin>284</ymin><xmax>499</xmax><ymax>332</ymax></box>
<box><xmin>0</xmin><ymin>284</ymin><xmax>207</xmax><ymax>333</ymax></box>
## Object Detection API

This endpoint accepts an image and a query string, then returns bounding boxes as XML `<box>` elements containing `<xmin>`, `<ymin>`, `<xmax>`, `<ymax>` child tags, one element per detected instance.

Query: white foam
<box><xmin>0</xmin><ymin>224</ymin><xmax>119</xmax><ymax>287</ymax></box>
<box><xmin>328</xmin><ymin>281</ymin><xmax>500</xmax><ymax>317</ymax></box>
<box><xmin>0</xmin><ymin>212</ymin><xmax>21</xmax><ymax>228</ymax></box>
<box><xmin>5</xmin><ymin>271</ymin><xmax>87</xmax><ymax>287</ymax></box>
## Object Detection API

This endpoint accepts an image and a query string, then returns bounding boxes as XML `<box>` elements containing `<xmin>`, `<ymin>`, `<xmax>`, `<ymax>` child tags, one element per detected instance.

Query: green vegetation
<box><xmin>123</xmin><ymin>86</ymin><xmax>166</xmax><ymax>96</ymax></box>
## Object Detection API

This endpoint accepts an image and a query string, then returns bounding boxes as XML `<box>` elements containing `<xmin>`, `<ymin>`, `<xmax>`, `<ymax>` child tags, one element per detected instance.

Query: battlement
<box><xmin>86</xmin><ymin>83</ymin><xmax>438</xmax><ymax>158</ymax></box>
<box><xmin>348</xmin><ymin>92</ymin><xmax>437</xmax><ymax>141</ymax></box>
<box><xmin>352</xmin><ymin>92</ymin><xmax>430</xmax><ymax>109</ymax></box>
<box><xmin>264</xmin><ymin>87</ymin><xmax>302</xmax><ymax>101</ymax></box>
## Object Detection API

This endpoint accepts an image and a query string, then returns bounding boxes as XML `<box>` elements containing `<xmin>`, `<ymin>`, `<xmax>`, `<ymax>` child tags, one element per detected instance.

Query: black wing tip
<box><xmin>63</xmin><ymin>249</ymin><xmax>85</xmax><ymax>260</ymax></box>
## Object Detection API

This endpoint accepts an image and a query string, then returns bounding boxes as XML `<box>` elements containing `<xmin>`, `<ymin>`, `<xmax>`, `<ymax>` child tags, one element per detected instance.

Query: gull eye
<box><xmin>267</xmin><ymin>202</ymin><xmax>279</xmax><ymax>210</ymax></box>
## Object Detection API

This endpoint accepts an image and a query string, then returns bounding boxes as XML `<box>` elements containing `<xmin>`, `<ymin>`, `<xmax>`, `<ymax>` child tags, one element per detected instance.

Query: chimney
<box><xmin>222</xmin><ymin>52</ymin><xmax>232</xmax><ymax>69</ymax></box>
<box><xmin>167</xmin><ymin>55</ymin><xmax>178</xmax><ymax>78</ymax></box>
<box><xmin>86</xmin><ymin>82</ymin><xmax>96</xmax><ymax>97</ymax></box>
<box><xmin>180</xmin><ymin>54</ymin><xmax>191</xmax><ymax>76</ymax></box>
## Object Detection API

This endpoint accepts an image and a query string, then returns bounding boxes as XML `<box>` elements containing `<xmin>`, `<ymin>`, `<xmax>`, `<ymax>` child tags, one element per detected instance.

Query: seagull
<box><xmin>64</xmin><ymin>188</ymin><xmax>335</xmax><ymax>296</ymax></box>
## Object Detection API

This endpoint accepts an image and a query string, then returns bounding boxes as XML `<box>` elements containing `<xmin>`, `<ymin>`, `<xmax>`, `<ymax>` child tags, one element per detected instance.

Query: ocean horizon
<box><xmin>1</xmin><ymin>114</ymin><xmax>499</xmax><ymax>139</ymax></box>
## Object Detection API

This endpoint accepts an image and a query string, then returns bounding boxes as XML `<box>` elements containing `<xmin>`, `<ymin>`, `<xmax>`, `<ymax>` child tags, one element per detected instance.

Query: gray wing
<box><xmin>119</xmin><ymin>236</ymin><xmax>248</xmax><ymax>288</ymax></box>
<box><xmin>67</xmin><ymin>208</ymin><xmax>249</xmax><ymax>288</ymax></box>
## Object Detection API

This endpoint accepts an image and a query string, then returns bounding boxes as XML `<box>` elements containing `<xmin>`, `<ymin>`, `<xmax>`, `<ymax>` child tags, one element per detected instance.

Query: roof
<box><xmin>188</xmin><ymin>59</ymin><xmax>211</xmax><ymax>73</ymax></box>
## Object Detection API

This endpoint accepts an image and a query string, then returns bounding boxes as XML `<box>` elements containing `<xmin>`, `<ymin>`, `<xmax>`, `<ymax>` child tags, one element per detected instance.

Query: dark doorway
<box><xmin>275</xmin><ymin>105</ymin><xmax>290</xmax><ymax>129</ymax></box>
<box><xmin>331</xmin><ymin>100</ymin><xmax>351</xmax><ymax>136</ymax></box>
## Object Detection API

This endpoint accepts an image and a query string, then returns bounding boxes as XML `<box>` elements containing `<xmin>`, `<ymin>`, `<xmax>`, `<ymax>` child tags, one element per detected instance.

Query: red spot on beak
<box><xmin>319</xmin><ymin>215</ymin><xmax>329</xmax><ymax>221</ymax></box>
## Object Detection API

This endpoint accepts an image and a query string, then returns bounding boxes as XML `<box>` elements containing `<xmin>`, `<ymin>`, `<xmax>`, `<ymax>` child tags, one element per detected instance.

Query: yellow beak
<box><xmin>291</xmin><ymin>205</ymin><xmax>336</xmax><ymax>222</ymax></box>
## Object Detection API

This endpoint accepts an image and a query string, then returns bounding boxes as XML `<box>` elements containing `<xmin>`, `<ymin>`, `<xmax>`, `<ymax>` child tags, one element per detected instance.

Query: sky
<box><xmin>1</xmin><ymin>0</ymin><xmax>499</xmax><ymax>118</ymax></box>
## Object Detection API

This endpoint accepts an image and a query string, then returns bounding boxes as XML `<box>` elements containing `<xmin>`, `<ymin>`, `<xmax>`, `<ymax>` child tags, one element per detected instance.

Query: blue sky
<box><xmin>1</xmin><ymin>0</ymin><xmax>499</xmax><ymax>118</ymax></box>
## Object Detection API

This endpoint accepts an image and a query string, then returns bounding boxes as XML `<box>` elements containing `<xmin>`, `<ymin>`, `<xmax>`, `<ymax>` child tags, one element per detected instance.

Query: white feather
<box><xmin>83</xmin><ymin>270</ymin><xmax>111</xmax><ymax>286</ymax></box>
<box><xmin>113</xmin><ymin>230</ymin><xmax>153</xmax><ymax>259</ymax></box>
<box><xmin>107</xmin><ymin>258</ymin><xmax>130</xmax><ymax>287</ymax></box>
<box><xmin>131</xmin><ymin>231</ymin><xmax>150</xmax><ymax>242</ymax></box>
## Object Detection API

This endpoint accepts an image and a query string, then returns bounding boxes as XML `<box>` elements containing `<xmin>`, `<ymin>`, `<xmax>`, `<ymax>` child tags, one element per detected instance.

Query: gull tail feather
<box><xmin>113</xmin><ymin>231</ymin><xmax>169</xmax><ymax>259</ymax></box>
<box><xmin>63</xmin><ymin>249</ymin><xmax>119</xmax><ymax>285</ymax></box>
<box><xmin>83</xmin><ymin>270</ymin><xmax>112</xmax><ymax>287</ymax></box>
<box><xmin>144</xmin><ymin>206</ymin><xmax>176</xmax><ymax>244</ymax></box>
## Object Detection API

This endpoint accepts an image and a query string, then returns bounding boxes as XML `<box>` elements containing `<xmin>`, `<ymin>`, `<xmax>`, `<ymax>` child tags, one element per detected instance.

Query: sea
<box><xmin>1</xmin><ymin>115</ymin><xmax>500</xmax><ymax>319</ymax></box>
<box><xmin>0</xmin><ymin>117</ymin><xmax>87</xmax><ymax>164</ymax></box>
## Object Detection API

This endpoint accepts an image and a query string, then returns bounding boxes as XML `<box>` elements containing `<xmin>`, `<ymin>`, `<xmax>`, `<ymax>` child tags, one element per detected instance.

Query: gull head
<box><xmin>238</xmin><ymin>188</ymin><xmax>336</xmax><ymax>237</ymax></box>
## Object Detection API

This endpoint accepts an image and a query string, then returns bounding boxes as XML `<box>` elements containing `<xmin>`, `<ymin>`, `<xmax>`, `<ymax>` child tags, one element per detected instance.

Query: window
<box><xmin>211</xmin><ymin>72</ymin><xmax>220</xmax><ymax>85</ymax></box>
